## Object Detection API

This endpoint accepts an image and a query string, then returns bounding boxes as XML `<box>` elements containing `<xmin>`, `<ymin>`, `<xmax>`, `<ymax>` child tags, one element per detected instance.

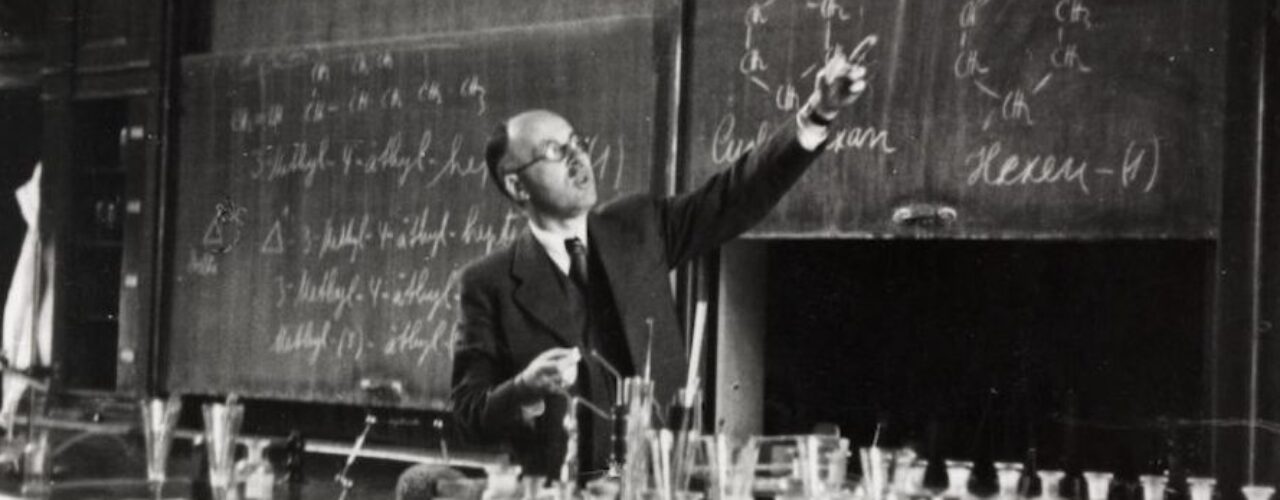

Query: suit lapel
<box><xmin>511</xmin><ymin>232</ymin><xmax>575</xmax><ymax>346</ymax></box>
<box><xmin>591</xmin><ymin>214</ymin><xmax>688</xmax><ymax>405</ymax></box>
<box><xmin>588</xmin><ymin>215</ymin><xmax>643</xmax><ymax>373</ymax></box>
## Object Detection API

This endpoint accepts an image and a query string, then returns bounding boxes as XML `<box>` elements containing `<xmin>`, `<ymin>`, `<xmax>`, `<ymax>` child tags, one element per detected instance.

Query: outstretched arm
<box><xmin>660</xmin><ymin>52</ymin><xmax>869</xmax><ymax>268</ymax></box>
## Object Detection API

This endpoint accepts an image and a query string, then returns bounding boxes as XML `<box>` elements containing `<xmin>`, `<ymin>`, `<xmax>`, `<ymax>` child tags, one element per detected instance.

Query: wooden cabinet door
<box><xmin>73</xmin><ymin>0</ymin><xmax>163</xmax><ymax>73</ymax></box>
<box><xmin>115</xmin><ymin>95</ymin><xmax>162</xmax><ymax>394</ymax></box>
<box><xmin>45</xmin><ymin>93</ymin><xmax>161</xmax><ymax>395</ymax></box>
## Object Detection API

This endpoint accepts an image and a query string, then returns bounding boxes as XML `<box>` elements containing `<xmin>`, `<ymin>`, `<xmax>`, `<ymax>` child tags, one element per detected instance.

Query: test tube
<box><xmin>891</xmin><ymin>450</ymin><xmax>918</xmax><ymax>496</ymax></box>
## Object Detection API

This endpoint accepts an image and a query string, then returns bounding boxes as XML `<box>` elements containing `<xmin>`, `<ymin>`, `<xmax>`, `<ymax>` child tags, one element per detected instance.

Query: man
<box><xmin>450</xmin><ymin>52</ymin><xmax>868</xmax><ymax>479</ymax></box>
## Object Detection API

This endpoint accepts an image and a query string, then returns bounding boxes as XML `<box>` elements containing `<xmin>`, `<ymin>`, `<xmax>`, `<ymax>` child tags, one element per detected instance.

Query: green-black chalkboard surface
<box><xmin>167</xmin><ymin>17</ymin><xmax>655</xmax><ymax>408</ymax></box>
<box><xmin>688</xmin><ymin>0</ymin><xmax>1225</xmax><ymax>238</ymax></box>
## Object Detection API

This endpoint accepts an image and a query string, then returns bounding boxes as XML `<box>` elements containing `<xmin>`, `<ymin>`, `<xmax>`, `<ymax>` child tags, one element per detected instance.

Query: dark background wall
<box><xmin>765</xmin><ymin>240</ymin><xmax>1212</xmax><ymax>488</ymax></box>
<box><xmin>0</xmin><ymin>90</ymin><xmax>41</xmax><ymax>330</ymax></box>
<box><xmin>0</xmin><ymin>0</ymin><xmax>44</xmax><ymax>335</ymax></box>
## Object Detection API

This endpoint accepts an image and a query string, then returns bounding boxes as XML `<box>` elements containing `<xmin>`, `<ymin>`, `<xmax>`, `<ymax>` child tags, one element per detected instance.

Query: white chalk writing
<box><xmin>964</xmin><ymin>136</ymin><xmax>1162</xmax><ymax>196</ymax></box>
<box><xmin>186</xmin><ymin>249</ymin><xmax>218</xmax><ymax>277</ymax></box>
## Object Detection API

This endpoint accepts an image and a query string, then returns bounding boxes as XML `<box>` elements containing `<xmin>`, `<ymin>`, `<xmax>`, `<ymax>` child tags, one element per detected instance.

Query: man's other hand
<box><xmin>515</xmin><ymin>347</ymin><xmax>581</xmax><ymax>395</ymax></box>
<box><xmin>810</xmin><ymin>48</ymin><xmax>869</xmax><ymax>117</ymax></box>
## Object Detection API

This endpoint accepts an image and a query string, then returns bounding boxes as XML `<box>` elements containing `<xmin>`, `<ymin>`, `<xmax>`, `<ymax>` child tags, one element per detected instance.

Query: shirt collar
<box><xmin>527</xmin><ymin>218</ymin><xmax>588</xmax><ymax>276</ymax></box>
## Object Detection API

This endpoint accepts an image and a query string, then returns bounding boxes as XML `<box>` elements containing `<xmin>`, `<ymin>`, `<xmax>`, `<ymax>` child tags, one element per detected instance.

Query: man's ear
<box><xmin>504</xmin><ymin>173</ymin><xmax>528</xmax><ymax>201</ymax></box>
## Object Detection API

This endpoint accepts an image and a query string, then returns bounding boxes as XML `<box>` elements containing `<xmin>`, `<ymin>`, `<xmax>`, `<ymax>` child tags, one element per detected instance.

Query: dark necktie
<box><xmin>565</xmin><ymin>237</ymin><xmax>589</xmax><ymax>289</ymax></box>
<box><xmin>563</xmin><ymin>236</ymin><xmax>606</xmax><ymax>474</ymax></box>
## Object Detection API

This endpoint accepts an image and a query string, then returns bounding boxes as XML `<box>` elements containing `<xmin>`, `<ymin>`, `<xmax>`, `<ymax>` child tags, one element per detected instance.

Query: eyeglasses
<box><xmin>506</xmin><ymin>133</ymin><xmax>589</xmax><ymax>174</ymax></box>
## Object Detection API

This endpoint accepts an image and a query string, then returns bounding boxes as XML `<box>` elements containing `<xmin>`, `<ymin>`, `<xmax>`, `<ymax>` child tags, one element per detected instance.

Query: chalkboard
<box><xmin>688</xmin><ymin>0</ymin><xmax>1225</xmax><ymax>238</ymax></box>
<box><xmin>211</xmin><ymin>0</ymin><xmax>652</xmax><ymax>52</ymax></box>
<box><xmin>167</xmin><ymin>16</ymin><xmax>655</xmax><ymax>409</ymax></box>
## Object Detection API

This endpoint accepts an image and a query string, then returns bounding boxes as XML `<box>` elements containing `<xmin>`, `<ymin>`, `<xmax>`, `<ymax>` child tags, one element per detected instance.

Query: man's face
<box><xmin>505</xmin><ymin>112</ymin><xmax>597</xmax><ymax>218</ymax></box>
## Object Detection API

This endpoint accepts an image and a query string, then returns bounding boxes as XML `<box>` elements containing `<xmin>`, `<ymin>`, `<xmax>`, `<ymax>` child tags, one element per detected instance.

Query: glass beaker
<box><xmin>20</xmin><ymin>429</ymin><xmax>49</xmax><ymax>495</ymax></box>
<box><xmin>890</xmin><ymin>450</ymin><xmax>919</xmax><ymax>497</ymax></box>
<box><xmin>1037</xmin><ymin>470</ymin><xmax>1065</xmax><ymax>500</ymax></box>
<box><xmin>621</xmin><ymin>378</ymin><xmax>656</xmax><ymax>500</ymax></box>
<box><xmin>677</xmin><ymin>434</ymin><xmax>724</xmax><ymax>498</ymax></box>
<box><xmin>724</xmin><ymin>437</ymin><xmax>760</xmax><ymax>500</ymax></box>
<box><xmin>995</xmin><ymin>462</ymin><xmax>1023</xmax><ymax>499</ymax></box>
<box><xmin>903</xmin><ymin>459</ymin><xmax>929</xmax><ymax>497</ymax></box>
<box><xmin>944</xmin><ymin>460</ymin><xmax>973</xmax><ymax>499</ymax></box>
<box><xmin>859</xmin><ymin>446</ymin><xmax>892</xmax><ymax>500</ymax></box>
<box><xmin>751</xmin><ymin>435</ymin><xmax>848</xmax><ymax>499</ymax></box>
<box><xmin>141</xmin><ymin>395</ymin><xmax>183</xmax><ymax>484</ymax></box>
<box><xmin>1187</xmin><ymin>477</ymin><xmax>1216</xmax><ymax>500</ymax></box>
<box><xmin>1139</xmin><ymin>475</ymin><xmax>1168</xmax><ymax>500</ymax></box>
<box><xmin>817</xmin><ymin>438</ymin><xmax>848</xmax><ymax>495</ymax></box>
<box><xmin>1241</xmin><ymin>485</ymin><xmax>1275</xmax><ymax>500</ymax></box>
<box><xmin>202</xmin><ymin>399</ymin><xmax>245</xmax><ymax>499</ymax></box>
<box><xmin>1083</xmin><ymin>472</ymin><xmax>1113</xmax><ymax>500</ymax></box>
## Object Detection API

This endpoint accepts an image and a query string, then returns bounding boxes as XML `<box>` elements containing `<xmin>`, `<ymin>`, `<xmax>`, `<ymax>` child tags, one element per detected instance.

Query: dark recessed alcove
<box><xmin>763</xmin><ymin>239</ymin><xmax>1212</xmax><ymax>484</ymax></box>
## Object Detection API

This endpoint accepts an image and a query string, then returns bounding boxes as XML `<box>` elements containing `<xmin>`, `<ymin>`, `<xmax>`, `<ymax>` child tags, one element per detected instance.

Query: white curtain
<box><xmin>1</xmin><ymin>163</ymin><xmax>53</xmax><ymax>429</ymax></box>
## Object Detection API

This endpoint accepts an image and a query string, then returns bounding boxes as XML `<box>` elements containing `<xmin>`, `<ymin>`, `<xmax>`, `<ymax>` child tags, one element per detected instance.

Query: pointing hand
<box><xmin>810</xmin><ymin>47</ymin><xmax>870</xmax><ymax>117</ymax></box>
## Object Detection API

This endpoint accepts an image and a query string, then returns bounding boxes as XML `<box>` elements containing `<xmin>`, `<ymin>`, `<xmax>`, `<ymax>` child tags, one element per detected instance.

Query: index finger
<box><xmin>848</xmin><ymin>64</ymin><xmax>867</xmax><ymax>80</ymax></box>
<box><xmin>847</xmin><ymin>35</ymin><xmax>879</xmax><ymax>64</ymax></box>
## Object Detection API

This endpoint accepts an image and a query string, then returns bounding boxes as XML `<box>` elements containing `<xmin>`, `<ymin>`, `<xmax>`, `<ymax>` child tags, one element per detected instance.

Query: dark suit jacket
<box><xmin>450</xmin><ymin>120</ymin><xmax>825</xmax><ymax>476</ymax></box>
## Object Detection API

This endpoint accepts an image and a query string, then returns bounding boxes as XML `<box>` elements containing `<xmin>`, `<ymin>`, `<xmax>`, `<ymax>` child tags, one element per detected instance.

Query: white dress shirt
<box><xmin>527</xmin><ymin>218</ymin><xmax>588</xmax><ymax>276</ymax></box>
<box><xmin>795</xmin><ymin>109</ymin><xmax>832</xmax><ymax>151</ymax></box>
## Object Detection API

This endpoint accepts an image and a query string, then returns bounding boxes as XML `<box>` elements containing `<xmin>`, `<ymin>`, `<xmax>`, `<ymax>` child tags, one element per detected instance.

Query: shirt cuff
<box><xmin>520</xmin><ymin>400</ymin><xmax>547</xmax><ymax>424</ymax></box>
<box><xmin>795</xmin><ymin>111</ymin><xmax>831</xmax><ymax>151</ymax></box>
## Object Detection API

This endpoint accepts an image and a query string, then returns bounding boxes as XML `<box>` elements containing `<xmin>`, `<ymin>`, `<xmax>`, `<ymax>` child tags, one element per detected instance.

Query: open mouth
<box><xmin>568</xmin><ymin>160</ymin><xmax>592</xmax><ymax>187</ymax></box>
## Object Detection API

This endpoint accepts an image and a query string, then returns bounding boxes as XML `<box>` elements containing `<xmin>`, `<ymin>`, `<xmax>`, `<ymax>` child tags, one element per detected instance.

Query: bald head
<box><xmin>505</xmin><ymin>110</ymin><xmax>571</xmax><ymax>166</ymax></box>
<box><xmin>483</xmin><ymin>109</ymin><xmax>596</xmax><ymax>219</ymax></box>
<box><xmin>486</xmin><ymin>110</ymin><xmax>570</xmax><ymax>198</ymax></box>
